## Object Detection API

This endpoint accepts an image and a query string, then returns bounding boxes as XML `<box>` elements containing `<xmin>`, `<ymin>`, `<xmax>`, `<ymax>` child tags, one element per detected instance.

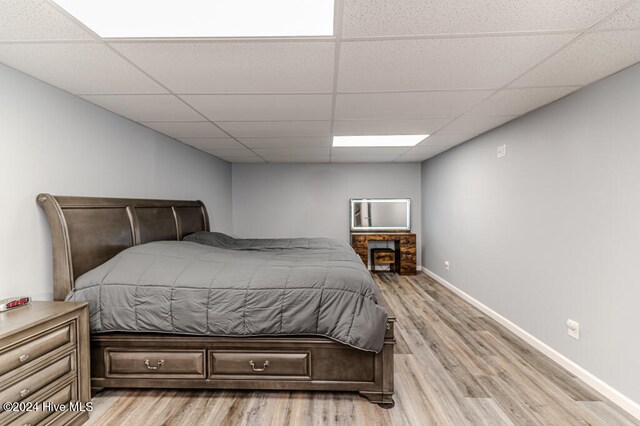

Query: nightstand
<box><xmin>0</xmin><ymin>301</ymin><xmax>90</xmax><ymax>425</ymax></box>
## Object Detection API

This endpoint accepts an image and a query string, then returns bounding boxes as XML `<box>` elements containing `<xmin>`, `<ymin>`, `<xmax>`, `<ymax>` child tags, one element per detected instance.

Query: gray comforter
<box><xmin>67</xmin><ymin>233</ymin><xmax>388</xmax><ymax>352</ymax></box>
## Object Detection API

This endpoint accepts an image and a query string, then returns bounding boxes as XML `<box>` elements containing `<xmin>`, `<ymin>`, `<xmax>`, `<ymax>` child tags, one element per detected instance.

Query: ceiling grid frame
<box><xmin>0</xmin><ymin>0</ymin><xmax>638</xmax><ymax>162</ymax></box>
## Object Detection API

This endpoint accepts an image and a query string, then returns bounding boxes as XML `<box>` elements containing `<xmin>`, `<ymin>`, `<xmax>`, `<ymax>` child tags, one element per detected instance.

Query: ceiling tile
<box><xmin>334</xmin><ymin>91</ymin><xmax>492</xmax><ymax>120</ymax></box>
<box><xmin>465</xmin><ymin>87</ymin><xmax>579</xmax><ymax>117</ymax></box>
<box><xmin>437</xmin><ymin>116</ymin><xmax>516</xmax><ymax>134</ymax></box>
<box><xmin>254</xmin><ymin>147</ymin><xmax>329</xmax><ymax>158</ymax></box>
<box><xmin>0</xmin><ymin>43</ymin><xmax>166</xmax><ymax>94</ymax></box>
<box><xmin>256</xmin><ymin>147</ymin><xmax>330</xmax><ymax>163</ymax></box>
<box><xmin>142</xmin><ymin>121</ymin><xmax>228</xmax><ymax>138</ymax></box>
<box><xmin>416</xmin><ymin>134</ymin><xmax>475</xmax><ymax>147</ymax></box>
<box><xmin>0</xmin><ymin>0</ymin><xmax>94</xmax><ymax>41</ymax></box>
<box><xmin>512</xmin><ymin>30</ymin><xmax>640</xmax><ymax>87</ymax></box>
<box><xmin>338</xmin><ymin>34</ymin><xmax>575</xmax><ymax>92</ymax></box>
<box><xmin>179</xmin><ymin>138</ymin><xmax>245</xmax><ymax>150</ymax></box>
<box><xmin>217</xmin><ymin>121</ymin><xmax>331</xmax><ymax>138</ymax></box>
<box><xmin>183</xmin><ymin>94</ymin><xmax>332</xmax><ymax>121</ymax></box>
<box><xmin>406</xmin><ymin>145</ymin><xmax>455</xmax><ymax>155</ymax></box>
<box><xmin>598</xmin><ymin>2</ymin><xmax>640</xmax><ymax>30</ymax></box>
<box><xmin>266</xmin><ymin>157</ymin><xmax>330</xmax><ymax>163</ymax></box>
<box><xmin>342</xmin><ymin>0</ymin><xmax>627</xmax><ymax>37</ymax></box>
<box><xmin>333</xmin><ymin>118</ymin><xmax>450</xmax><ymax>135</ymax></box>
<box><xmin>331</xmin><ymin>147</ymin><xmax>411</xmax><ymax>156</ymax></box>
<box><xmin>240</xmin><ymin>137</ymin><xmax>331</xmax><ymax>149</ymax></box>
<box><xmin>111</xmin><ymin>41</ymin><xmax>335</xmax><ymax>93</ymax></box>
<box><xmin>393</xmin><ymin>156</ymin><xmax>425</xmax><ymax>163</ymax></box>
<box><xmin>226</xmin><ymin>156</ymin><xmax>266</xmax><ymax>163</ymax></box>
<box><xmin>81</xmin><ymin>95</ymin><xmax>202</xmax><ymax>121</ymax></box>
<box><xmin>396</xmin><ymin>145</ymin><xmax>455</xmax><ymax>161</ymax></box>
<box><xmin>202</xmin><ymin>146</ymin><xmax>256</xmax><ymax>157</ymax></box>
<box><xmin>395</xmin><ymin>152</ymin><xmax>448</xmax><ymax>162</ymax></box>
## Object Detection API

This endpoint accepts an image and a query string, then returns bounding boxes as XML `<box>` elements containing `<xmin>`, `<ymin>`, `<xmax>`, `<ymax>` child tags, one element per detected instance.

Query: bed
<box><xmin>37</xmin><ymin>194</ymin><xmax>395</xmax><ymax>407</ymax></box>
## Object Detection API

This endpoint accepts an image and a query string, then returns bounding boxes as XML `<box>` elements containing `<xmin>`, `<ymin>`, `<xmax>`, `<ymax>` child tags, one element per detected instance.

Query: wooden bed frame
<box><xmin>37</xmin><ymin>194</ymin><xmax>395</xmax><ymax>407</ymax></box>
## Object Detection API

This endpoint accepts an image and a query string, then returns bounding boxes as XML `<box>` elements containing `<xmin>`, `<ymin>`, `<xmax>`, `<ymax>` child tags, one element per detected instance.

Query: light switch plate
<box><xmin>497</xmin><ymin>144</ymin><xmax>506</xmax><ymax>158</ymax></box>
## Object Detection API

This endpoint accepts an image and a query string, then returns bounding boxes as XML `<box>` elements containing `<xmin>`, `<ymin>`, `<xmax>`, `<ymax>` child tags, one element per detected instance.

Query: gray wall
<box><xmin>421</xmin><ymin>63</ymin><xmax>640</xmax><ymax>403</ymax></box>
<box><xmin>232</xmin><ymin>163</ymin><xmax>422</xmax><ymax>264</ymax></box>
<box><xmin>0</xmin><ymin>63</ymin><xmax>232</xmax><ymax>301</ymax></box>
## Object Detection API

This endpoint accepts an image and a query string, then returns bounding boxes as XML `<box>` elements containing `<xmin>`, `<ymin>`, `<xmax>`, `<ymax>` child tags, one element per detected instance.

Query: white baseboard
<box><xmin>420</xmin><ymin>266</ymin><xmax>640</xmax><ymax>421</ymax></box>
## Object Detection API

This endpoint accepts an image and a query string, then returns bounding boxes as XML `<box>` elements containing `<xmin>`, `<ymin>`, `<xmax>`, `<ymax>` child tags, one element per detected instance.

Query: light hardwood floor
<box><xmin>85</xmin><ymin>273</ymin><xmax>638</xmax><ymax>425</ymax></box>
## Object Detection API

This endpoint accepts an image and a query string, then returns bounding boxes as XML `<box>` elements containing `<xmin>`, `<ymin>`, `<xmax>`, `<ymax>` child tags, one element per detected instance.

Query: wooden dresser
<box><xmin>0</xmin><ymin>301</ymin><xmax>90</xmax><ymax>426</ymax></box>
<box><xmin>351</xmin><ymin>233</ymin><xmax>417</xmax><ymax>275</ymax></box>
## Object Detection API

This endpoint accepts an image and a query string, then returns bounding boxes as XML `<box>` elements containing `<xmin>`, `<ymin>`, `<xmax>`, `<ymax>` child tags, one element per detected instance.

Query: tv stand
<box><xmin>350</xmin><ymin>232</ymin><xmax>416</xmax><ymax>275</ymax></box>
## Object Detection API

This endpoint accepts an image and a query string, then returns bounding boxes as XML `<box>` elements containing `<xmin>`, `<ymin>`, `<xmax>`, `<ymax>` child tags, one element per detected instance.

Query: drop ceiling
<box><xmin>1</xmin><ymin>0</ymin><xmax>639</xmax><ymax>163</ymax></box>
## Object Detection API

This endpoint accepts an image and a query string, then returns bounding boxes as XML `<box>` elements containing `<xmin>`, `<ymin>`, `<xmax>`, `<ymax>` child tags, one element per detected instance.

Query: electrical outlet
<box><xmin>444</xmin><ymin>260</ymin><xmax>450</xmax><ymax>271</ymax></box>
<box><xmin>566</xmin><ymin>319</ymin><xmax>580</xmax><ymax>340</ymax></box>
<box><xmin>497</xmin><ymin>144</ymin><xmax>506</xmax><ymax>158</ymax></box>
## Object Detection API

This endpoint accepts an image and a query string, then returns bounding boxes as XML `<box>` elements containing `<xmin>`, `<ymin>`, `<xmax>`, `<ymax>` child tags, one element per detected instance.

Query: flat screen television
<box><xmin>350</xmin><ymin>198</ymin><xmax>411</xmax><ymax>231</ymax></box>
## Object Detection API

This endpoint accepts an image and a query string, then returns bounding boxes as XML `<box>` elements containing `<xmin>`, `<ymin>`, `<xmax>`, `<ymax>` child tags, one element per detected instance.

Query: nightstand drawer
<box><xmin>8</xmin><ymin>379</ymin><xmax>76</xmax><ymax>426</ymax></box>
<box><xmin>0</xmin><ymin>353</ymin><xmax>74</xmax><ymax>407</ymax></box>
<box><xmin>0</xmin><ymin>323</ymin><xmax>73</xmax><ymax>377</ymax></box>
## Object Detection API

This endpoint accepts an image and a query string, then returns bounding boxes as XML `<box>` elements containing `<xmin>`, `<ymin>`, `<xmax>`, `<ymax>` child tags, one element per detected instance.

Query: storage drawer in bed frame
<box><xmin>90</xmin><ymin>317</ymin><xmax>395</xmax><ymax>407</ymax></box>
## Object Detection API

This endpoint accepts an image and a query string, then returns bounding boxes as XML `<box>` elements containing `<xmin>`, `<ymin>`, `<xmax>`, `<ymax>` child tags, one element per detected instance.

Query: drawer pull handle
<box><xmin>144</xmin><ymin>359</ymin><xmax>165</xmax><ymax>370</ymax></box>
<box><xmin>249</xmin><ymin>360</ymin><xmax>270</xmax><ymax>372</ymax></box>
<box><xmin>19</xmin><ymin>354</ymin><xmax>29</xmax><ymax>362</ymax></box>
<box><xmin>19</xmin><ymin>388</ymin><xmax>30</xmax><ymax>398</ymax></box>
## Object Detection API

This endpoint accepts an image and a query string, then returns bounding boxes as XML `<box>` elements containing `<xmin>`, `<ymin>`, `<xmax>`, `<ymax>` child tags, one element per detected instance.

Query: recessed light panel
<box><xmin>333</xmin><ymin>135</ymin><xmax>428</xmax><ymax>147</ymax></box>
<box><xmin>51</xmin><ymin>0</ymin><xmax>335</xmax><ymax>38</ymax></box>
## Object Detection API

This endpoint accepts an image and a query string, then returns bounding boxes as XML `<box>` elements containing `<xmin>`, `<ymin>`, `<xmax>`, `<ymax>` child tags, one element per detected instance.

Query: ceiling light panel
<box><xmin>51</xmin><ymin>0</ymin><xmax>335</xmax><ymax>38</ymax></box>
<box><xmin>332</xmin><ymin>147</ymin><xmax>412</xmax><ymax>156</ymax></box>
<box><xmin>333</xmin><ymin>135</ymin><xmax>428</xmax><ymax>147</ymax></box>
<box><xmin>331</xmin><ymin>154</ymin><xmax>399</xmax><ymax>163</ymax></box>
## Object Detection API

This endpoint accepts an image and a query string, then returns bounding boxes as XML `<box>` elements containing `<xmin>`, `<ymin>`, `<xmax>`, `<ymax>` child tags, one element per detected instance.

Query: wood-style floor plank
<box><xmin>85</xmin><ymin>273</ymin><xmax>638</xmax><ymax>426</ymax></box>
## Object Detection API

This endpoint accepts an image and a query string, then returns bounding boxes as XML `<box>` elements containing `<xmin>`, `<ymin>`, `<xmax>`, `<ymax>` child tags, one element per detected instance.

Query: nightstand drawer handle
<box><xmin>144</xmin><ymin>359</ymin><xmax>164</xmax><ymax>370</ymax></box>
<box><xmin>249</xmin><ymin>360</ymin><xmax>270</xmax><ymax>372</ymax></box>
<box><xmin>19</xmin><ymin>354</ymin><xmax>29</xmax><ymax>362</ymax></box>
<box><xmin>19</xmin><ymin>388</ymin><xmax>30</xmax><ymax>398</ymax></box>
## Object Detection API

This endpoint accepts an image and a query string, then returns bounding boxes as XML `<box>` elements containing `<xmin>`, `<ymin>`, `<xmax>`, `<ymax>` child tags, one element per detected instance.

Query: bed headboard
<box><xmin>37</xmin><ymin>194</ymin><xmax>210</xmax><ymax>301</ymax></box>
